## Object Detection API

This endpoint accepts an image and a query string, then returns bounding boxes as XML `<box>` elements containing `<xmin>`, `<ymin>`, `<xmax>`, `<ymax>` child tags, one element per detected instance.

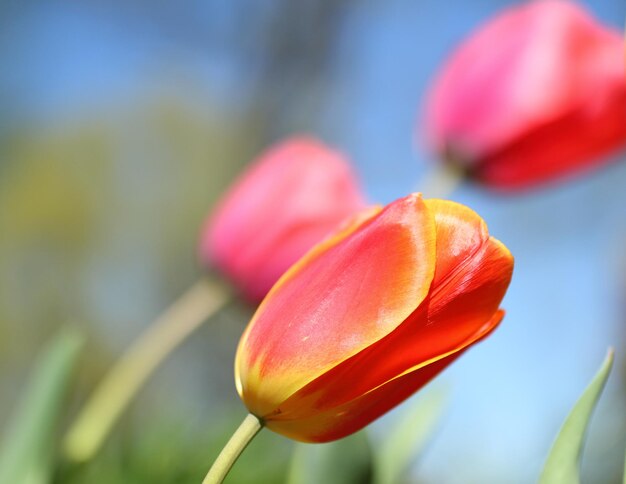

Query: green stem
<box><xmin>63</xmin><ymin>276</ymin><xmax>231</xmax><ymax>462</ymax></box>
<box><xmin>203</xmin><ymin>414</ymin><xmax>263</xmax><ymax>484</ymax></box>
<box><xmin>418</xmin><ymin>163</ymin><xmax>465</xmax><ymax>199</ymax></box>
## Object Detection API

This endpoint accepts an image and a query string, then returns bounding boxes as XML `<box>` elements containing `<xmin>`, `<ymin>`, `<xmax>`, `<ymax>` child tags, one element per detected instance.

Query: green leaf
<box><xmin>540</xmin><ymin>348</ymin><xmax>614</xmax><ymax>484</ymax></box>
<box><xmin>286</xmin><ymin>431</ymin><xmax>372</xmax><ymax>484</ymax></box>
<box><xmin>372</xmin><ymin>388</ymin><xmax>447</xmax><ymax>484</ymax></box>
<box><xmin>0</xmin><ymin>328</ymin><xmax>83</xmax><ymax>484</ymax></box>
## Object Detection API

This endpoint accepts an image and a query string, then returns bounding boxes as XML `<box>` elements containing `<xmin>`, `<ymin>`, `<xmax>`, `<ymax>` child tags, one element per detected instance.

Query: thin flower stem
<box><xmin>418</xmin><ymin>164</ymin><xmax>465</xmax><ymax>199</ymax></box>
<box><xmin>63</xmin><ymin>276</ymin><xmax>231</xmax><ymax>462</ymax></box>
<box><xmin>203</xmin><ymin>414</ymin><xmax>263</xmax><ymax>484</ymax></box>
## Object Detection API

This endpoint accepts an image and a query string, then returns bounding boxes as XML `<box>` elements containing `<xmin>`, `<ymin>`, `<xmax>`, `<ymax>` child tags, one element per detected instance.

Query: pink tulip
<box><xmin>425</xmin><ymin>0</ymin><xmax>626</xmax><ymax>190</ymax></box>
<box><xmin>199</xmin><ymin>136</ymin><xmax>367</xmax><ymax>302</ymax></box>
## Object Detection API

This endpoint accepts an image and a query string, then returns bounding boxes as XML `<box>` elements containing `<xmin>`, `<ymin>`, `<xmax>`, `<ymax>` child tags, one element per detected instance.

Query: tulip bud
<box><xmin>199</xmin><ymin>136</ymin><xmax>367</xmax><ymax>302</ymax></box>
<box><xmin>235</xmin><ymin>193</ymin><xmax>513</xmax><ymax>442</ymax></box>
<box><xmin>425</xmin><ymin>0</ymin><xmax>626</xmax><ymax>190</ymax></box>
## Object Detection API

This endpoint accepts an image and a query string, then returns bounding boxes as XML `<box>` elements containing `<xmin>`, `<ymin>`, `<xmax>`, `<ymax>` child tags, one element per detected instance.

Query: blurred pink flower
<box><xmin>199</xmin><ymin>136</ymin><xmax>367</xmax><ymax>302</ymax></box>
<box><xmin>424</xmin><ymin>0</ymin><xmax>626</xmax><ymax>190</ymax></box>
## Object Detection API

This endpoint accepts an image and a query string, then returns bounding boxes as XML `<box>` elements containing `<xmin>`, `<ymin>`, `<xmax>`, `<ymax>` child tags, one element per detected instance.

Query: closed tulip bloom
<box><xmin>199</xmin><ymin>137</ymin><xmax>367</xmax><ymax>302</ymax></box>
<box><xmin>425</xmin><ymin>0</ymin><xmax>626</xmax><ymax>190</ymax></box>
<box><xmin>235</xmin><ymin>193</ymin><xmax>513</xmax><ymax>442</ymax></box>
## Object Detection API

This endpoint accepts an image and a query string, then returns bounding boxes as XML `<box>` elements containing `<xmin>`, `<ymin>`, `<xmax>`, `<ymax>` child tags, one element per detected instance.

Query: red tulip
<box><xmin>199</xmin><ymin>136</ymin><xmax>367</xmax><ymax>302</ymax></box>
<box><xmin>425</xmin><ymin>0</ymin><xmax>626</xmax><ymax>190</ymax></box>
<box><xmin>235</xmin><ymin>193</ymin><xmax>513</xmax><ymax>442</ymax></box>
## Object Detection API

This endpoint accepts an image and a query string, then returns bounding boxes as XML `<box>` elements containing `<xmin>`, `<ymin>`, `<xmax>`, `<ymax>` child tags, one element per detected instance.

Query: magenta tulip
<box><xmin>199</xmin><ymin>136</ymin><xmax>367</xmax><ymax>301</ymax></box>
<box><xmin>425</xmin><ymin>0</ymin><xmax>626</xmax><ymax>190</ymax></box>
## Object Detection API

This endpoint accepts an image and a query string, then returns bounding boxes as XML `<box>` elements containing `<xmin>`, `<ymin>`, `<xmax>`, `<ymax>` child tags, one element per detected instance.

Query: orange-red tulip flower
<box><xmin>425</xmin><ymin>0</ymin><xmax>626</xmax><ymax>190</ymax></box>
<box><xmin>235</xmin><ymin>193</ymin><xmax>513</xmax><ymax>442</ymax></box>
<box><xmin>199</xmin><ymin>136</ymin><xmax>367</xmax><ymax>302</ymax></box>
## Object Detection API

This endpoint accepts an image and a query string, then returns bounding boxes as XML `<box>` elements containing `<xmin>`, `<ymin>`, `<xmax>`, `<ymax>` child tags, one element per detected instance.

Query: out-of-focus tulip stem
<box><xmin>418</xmin><ymin>163</ymin><xmax>465</xmax><ymax>199</ymax></box>
<box><xmin>63</xmin><ymin>275</ymin><xmax>231</xmax><ymax>463</ymax></box>
<box><xmin>202</xmin><ymin>413</ymin><xmax>263</xmax><ymax>484</ymax></box>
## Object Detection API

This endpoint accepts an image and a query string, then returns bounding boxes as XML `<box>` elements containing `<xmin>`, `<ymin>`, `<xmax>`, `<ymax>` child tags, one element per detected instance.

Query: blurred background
<box><xmin>1</xmin><ymin>0</ymin><xmax>625</xmax><ymax>483</ymax></box>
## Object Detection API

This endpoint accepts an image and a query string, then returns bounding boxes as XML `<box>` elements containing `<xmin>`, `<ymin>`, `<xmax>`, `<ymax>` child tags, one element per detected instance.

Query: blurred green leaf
<box><xmin>287</xmin><ymin>431</ymin><xmax>372</xmax><ymax>484</ymax></box>
<box><xmin>540</xmin><ymin>349</ymin><xmax>614</xmax><ymax>484</ymax></box>
<box><xmin>372</xmin><ymin>388</ymin><xmax>447</xmax><ymax>484</ymax></box>
<box><xmin>0</xmin><ymin>328</ymin><xmax>83</xmax><ymax>484</ymax></box>
<box><xmin>56</xmin><ymin>411</ymin><xmax>290</xmax><ymax>484</ymax></box>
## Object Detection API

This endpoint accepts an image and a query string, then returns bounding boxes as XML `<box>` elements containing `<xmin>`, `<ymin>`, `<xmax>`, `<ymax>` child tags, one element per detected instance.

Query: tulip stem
<box><xmin>419</xmin><ymin>164</ymin><xmax>465</xmax><ymax>199</ymax></box>
<box><xmin>63</xmin><ymin>276</ymin><xmax>231</xmax><ymax>463</ymax></box>
<box><xmin>203</xmin><ymin>414</ymin><xmax>263</xmax><ymax>484</ymax></box>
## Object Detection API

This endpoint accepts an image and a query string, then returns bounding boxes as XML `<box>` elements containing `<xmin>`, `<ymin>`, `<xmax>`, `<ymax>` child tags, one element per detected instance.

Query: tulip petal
<box><xmin>236</xmin><ymin>194</ymin><xmax>437</xmax><ymax>418</ymax></box>
<box><xmin>266</xmin><ymin>310</ymin><xmax>503</xmax><ymax>442</ymax></box>
<box><xmin>266</xmin><ymin>355</ymin><xmax>460</xmax><ymax>443</ymax></box>
<box><xmin>273</xmin><ymin>201</ymin><xmax>512</xmax><ymax>417</ymax></box>
<box><xmin>477</xmin><ymin>89</ymin><xmax>626</xmax><ymax>189</ymax></box>
<box><xmin>426</xmin><ymin>199</ymin><xmax>489</xmax><ymax>287</ymax></box>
